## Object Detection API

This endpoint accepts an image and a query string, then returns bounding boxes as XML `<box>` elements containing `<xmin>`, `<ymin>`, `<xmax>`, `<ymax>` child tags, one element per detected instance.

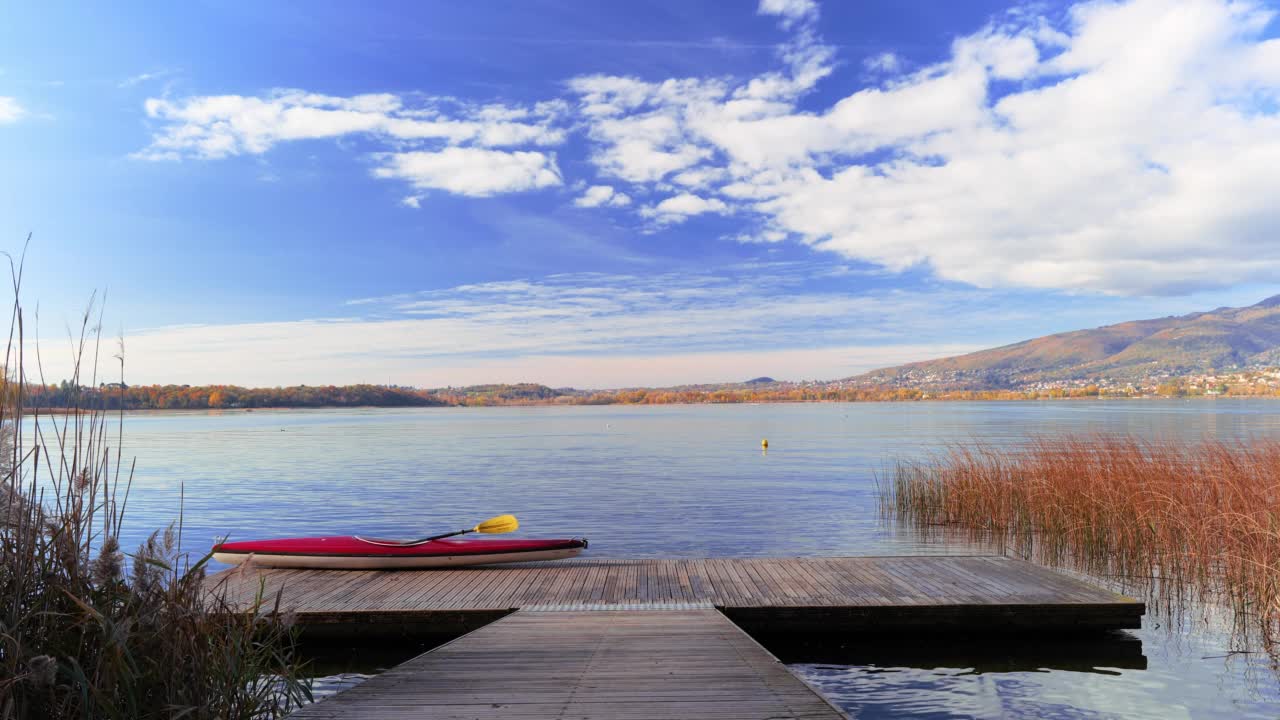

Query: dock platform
<box><xmin>211</xmin><ymin>556</ymin><xmax>1143</xmax><ymax>636</ymax></box>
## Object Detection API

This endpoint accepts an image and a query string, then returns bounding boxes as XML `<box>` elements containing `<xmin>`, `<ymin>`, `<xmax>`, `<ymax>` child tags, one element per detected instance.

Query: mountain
<box><xmin>855</xmin><ymin>295</ymin><xmax>1280</xmax><ymax>390</ymax></box>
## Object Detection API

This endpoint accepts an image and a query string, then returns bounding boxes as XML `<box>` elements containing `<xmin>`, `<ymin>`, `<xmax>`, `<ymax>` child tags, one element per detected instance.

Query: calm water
<box><xmin>93</xmin><ymin>400</ymin><xmax>1280</xmax><ymax>718</ymax></box>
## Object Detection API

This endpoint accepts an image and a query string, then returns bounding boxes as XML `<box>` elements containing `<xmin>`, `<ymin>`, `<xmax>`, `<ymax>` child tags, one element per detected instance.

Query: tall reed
<box><xmin>0</xmin><ymin>249</ymin><xmax>309</xmax><ymax>718</ymax></box>
<box><xmin>885</xmin><ymin>435</ymin><xmax>1280</xmax><ymax>650</ymax></box>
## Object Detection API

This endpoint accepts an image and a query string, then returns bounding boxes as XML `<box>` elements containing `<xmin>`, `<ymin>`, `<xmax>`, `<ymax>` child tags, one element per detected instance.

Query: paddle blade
<box><xmin>474</xmin><ymin>514</ymin><xmax>518</xmax><ymax>535</ymax></box>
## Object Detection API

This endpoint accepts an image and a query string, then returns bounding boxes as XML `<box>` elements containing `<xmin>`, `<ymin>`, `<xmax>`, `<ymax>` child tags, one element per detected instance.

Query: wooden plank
<box><xmin>290</xmin><ymin>609</ymin><xmax>848</xmax><ymax>720</ymax></box>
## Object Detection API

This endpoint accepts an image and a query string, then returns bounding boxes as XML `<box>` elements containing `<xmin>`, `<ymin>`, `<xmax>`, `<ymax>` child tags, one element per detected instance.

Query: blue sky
<box><xmin>2</xmin><ymin>0</ymin><xmax>1279</xmax><ymax>387</ymax></box>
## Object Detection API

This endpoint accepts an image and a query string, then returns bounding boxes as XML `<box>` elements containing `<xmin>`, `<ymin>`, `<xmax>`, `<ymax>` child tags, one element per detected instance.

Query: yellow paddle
<box><xmin>473</xmin><ymin>514</ymin><xmax>519</xmax><ymax>535</ymax></box>
<box><xmin>406</xmin><ymin>514</ymin><xmax>519</xmax><ymax>544</ymax></box>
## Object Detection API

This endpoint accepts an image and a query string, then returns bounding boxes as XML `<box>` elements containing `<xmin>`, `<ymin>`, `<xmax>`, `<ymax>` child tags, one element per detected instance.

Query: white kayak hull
<box><xmin>213</xmin><ymin>545</ymin><xmax>584</xmax><ymax>570</ymax></box>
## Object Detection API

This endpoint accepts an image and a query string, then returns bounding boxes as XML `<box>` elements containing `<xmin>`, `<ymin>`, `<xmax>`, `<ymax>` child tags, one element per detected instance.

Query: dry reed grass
<box><xmin>885</xmin><ymin>434</ymin><xmax>1280</xmax><ymax>651</ymax></box>
<box><xmin>0</xmin><ymin>245</ymin><xmax>309</xmax><ymax>718</ymax></box>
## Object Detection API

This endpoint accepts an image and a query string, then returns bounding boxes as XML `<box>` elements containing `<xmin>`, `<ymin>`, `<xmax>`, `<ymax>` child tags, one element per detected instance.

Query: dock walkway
<box><xmin>289</xmin><ymin>609</ymin><xmax>848</xmax><ymax>720</ymax></box>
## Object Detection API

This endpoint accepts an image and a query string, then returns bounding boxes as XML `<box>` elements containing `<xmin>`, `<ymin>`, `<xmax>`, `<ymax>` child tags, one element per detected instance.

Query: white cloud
<box><xmin>139</xmin><ymin>90</ymin><xmax>567</xmax><ymax>198</ymax></box>
<box><xmin>671</xmin><ymin>166</ymin><xmax>728</xmax><ymax>189</ymax></box>
<box><xmin>574</xmin><ymin>185</ymin><xmax>631</xmax><ymax>208</ymax></box>
<box><xmin>953</xmin><ymin>27</ymin><xmax>1040</xmax><ymax>80</ymax></box>
<box><xmin>568</xmin><ymin>0</ymin><xmax>1280</xmax><ymax>295</ymax></box>
<box><xmin>139</xmin><ymin>91</ymin><xmax>566</xmax><ymax>160</ymax></box>
<box><xmin>565</xmin><ymin>0</ymin><xmax>833</xmax><ymax>187</ymax></box>
<box><xmin>735</xmin><ymin>0</ymin><xmax>1280</xmax><ymax>295</ymax></box>
<box><xmin>742</xmin><ymin>0</ymin><xmax>833</xmax><ymax>101</ymax></box>
<box><xmin>569</xmin><ymin>97</ymin><xmax>719</xmax><ymax>182</ymax></box>
<box><xmin>642</xmin><ymin>193</ymin><xmax>729</xmax><ymax>224</ymax></box>
<box><xmin>373</xmin><ymin>147</ymin><xmax>561</xmax><ymax>197</ymax></box>
<box><xmin>0</xmin><ymin>97</ymin><xmax>25</xmax><ymax>123</ymax></box>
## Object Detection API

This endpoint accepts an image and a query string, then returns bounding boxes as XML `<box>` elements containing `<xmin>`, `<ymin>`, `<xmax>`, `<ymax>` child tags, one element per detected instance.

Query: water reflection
<box><xmin>766</xmin><ymin>630</ymin><xmax>1156</xmax><ymax>718</ymax></box>
<box><xmin>297</xmin><ymin>638</ymin><xmax>440</xmax><ymax>706</ymax></box>
<box><xmin>797</xmin><ymin>663</ymin><xmax>1130</xmax><ymax>720</ymax></box>
<box><xmin>307</xmin><ymin>673</ymin><xmax>373</xmax><ymax>704</ymax></box>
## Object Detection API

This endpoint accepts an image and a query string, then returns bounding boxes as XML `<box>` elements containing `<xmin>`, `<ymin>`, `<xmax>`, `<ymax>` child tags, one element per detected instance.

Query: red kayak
<box><xmin>212</xmin><ymin>535</ymin><xmax>588</xmax><ymax>570</ymax></box>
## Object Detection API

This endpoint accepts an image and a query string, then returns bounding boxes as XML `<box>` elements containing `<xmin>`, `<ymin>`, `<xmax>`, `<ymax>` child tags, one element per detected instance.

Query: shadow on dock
<box><xmin>750</xmin><ymin>629</ymin><xmax>1147</xmax><ymax>674</ymax></box>
<box><xmin>298</xmin><ymin>619</ymin><xmax>1147</xmax><ymax>682</ymax></box>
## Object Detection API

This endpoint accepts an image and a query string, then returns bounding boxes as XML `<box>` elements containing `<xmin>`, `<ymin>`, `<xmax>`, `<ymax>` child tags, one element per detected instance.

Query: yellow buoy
<box><xmin>761</xmin><ymin>438</ymin><xmax>769</xmax><ymax>449</ymax></box>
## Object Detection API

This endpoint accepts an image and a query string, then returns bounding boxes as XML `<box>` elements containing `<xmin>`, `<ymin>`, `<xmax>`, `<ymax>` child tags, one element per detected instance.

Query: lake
<box><xmin>101</xmin><ymin>400</ymin><xmax>1280</xmax><ymax>718</ymax></box>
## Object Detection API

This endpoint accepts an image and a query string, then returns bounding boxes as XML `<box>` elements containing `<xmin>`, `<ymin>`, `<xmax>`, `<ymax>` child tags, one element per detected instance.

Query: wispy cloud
<box><xmin>113</xmin><ymin>332</ymin><xmax>983</xmax><ymax>389</ymax></box>
<box><xmin>112</xmin><ymin>267</ymin><xmax>1000</xmax><ymax>386</ymax></box>
<box><xmin>118</xmin><ymin>68</ymin><xmax>179</xmax><ymax>89</ymax></box>
<box><xmin>107</xmin><ymin>263</ymin><xmax>1183</xmax><ymax>386</ymax></box>
<box><xmin>0</xmin><ymin>97</ymin><xmax>25</xmax><ymax>123</ymax></box>
<box><xmin>55</xmin><ymin>263</ymin><xmax>1266</xmax><ymax>387</ymax></box>
<box><xmin>758</xmin><ymin>0</ymin><xmax>819</xmax><ymax>27</ymax></box>
<box><xmin>863</xmin><ymin>51</ymin><xmax>901</xmax><ymax>73</ymax></box>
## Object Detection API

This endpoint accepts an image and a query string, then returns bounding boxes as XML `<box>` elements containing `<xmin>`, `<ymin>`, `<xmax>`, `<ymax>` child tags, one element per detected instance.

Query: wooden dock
<box><xmin>289</xmin><ymin>610</ymin><xmax>849</xmax><ymax>720</ymax></box>
<box><xmin>209</xmin><ymin>557</ymin><xmax>1141</xmax><ymax>719</ymax></box>
<box><xmin>211</xmin><ymin>556</ymin><xmax>1143</xmax><ymax>638</ymax></box>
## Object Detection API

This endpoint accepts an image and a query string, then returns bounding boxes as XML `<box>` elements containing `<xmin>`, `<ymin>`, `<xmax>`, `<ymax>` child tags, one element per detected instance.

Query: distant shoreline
<box><xmin>25</xmin><ymin>393</ymin><xmax>1279</xmax><ymax>415</ymax></box>
<box><xmin>20</xmin><ymin>378</ymin><xmax>1278</xmax><ymax>413</ymax></box>
<box><xmin>21</xmin><ymin>374</ymin><xmax>1280</xmax><ymax>412</ymax></box>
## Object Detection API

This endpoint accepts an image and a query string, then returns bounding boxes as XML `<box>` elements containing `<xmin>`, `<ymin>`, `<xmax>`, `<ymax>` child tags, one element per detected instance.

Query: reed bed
<box><xmin>885</xmin><ymin>435</ymin><xmax>1280</xmax><ymax>650</ymax></box>
<box><xmin>0</xmin><ymin>250</ymin><xmax>309</xmax><ymax>719</ymax></box>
